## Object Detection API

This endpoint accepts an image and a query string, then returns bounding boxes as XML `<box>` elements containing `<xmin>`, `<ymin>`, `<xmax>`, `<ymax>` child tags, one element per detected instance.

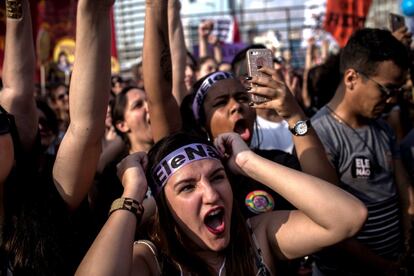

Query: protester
<box><xmin>3</xmin><ymin>0</ymin><xmax>414</xmax><ymax>275</ymax></box>
<box><xmin>76</xmin><ymin>131</ymin><xmax>367</xmax><ymax>275</ymax></box>
<box><xmin>0</xmin><ymin>0</ymin><xmax>113</xmax><ymax>274</ymax></box>
<box><xmin>91</xmin><ymin>85</ymin><xmax>155</xmax><ymax>229</ymax></box>
<box><xmin>196</xmin><ymin>56</ymin><xmax>218</xmax><ymax>80</ymax></box>
<box><xmin>311</xmin><ymin>28</ymin><xmax>414</xmax><ymax>275</ymax></box>
<box><xmin>143</xmin><ymin>0</ymin><xmax>341</xmax><ymax>221</ymax></box>
<box><xmin>47</xmin><ymin>82</ymin><xmax>70</xmax><ymax>132</ymax></box>
<box><xmin>229</xmin><ymin>45</ymin><xmax>295</xmax><ymax>154</ymax></box>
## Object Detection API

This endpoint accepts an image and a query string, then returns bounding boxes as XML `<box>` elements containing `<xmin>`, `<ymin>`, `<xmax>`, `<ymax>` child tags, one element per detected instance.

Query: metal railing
<box><xmin>113</xmin><ymin>3</ymin><xmax>325</xmax><ymax>71</ymax></box>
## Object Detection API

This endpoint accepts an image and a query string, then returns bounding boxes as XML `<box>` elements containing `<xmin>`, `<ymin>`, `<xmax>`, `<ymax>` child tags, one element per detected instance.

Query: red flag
<box><xmin>110</xmin><ymin>7</ymin><xmax>120</xmax><ymax>73</ymax></box>
<box><xmin>232</xmin><ymin>16</ymin><xmax>241</xmax><ymax>43</ymax></box>
<box><xmin>110</xmin><ymin>8</ymin><xmax>118</xmax><ymax>59</ymax></box>
<box><xmin>323</xmin><ymin>0</ymin><xmax>372</xmax><ymax>48</ymax></box>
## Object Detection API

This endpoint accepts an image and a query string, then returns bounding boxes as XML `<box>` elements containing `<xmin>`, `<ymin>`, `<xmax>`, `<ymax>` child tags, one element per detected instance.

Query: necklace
<box><xmin>218</xmin><ymin>256</ymin><xmax>226</xmax><ymax>276</ymax></box>
<box><xmin>325</xmin><ymin>105</ymin><xmax>382</xmax><ymax>172</ymax></box>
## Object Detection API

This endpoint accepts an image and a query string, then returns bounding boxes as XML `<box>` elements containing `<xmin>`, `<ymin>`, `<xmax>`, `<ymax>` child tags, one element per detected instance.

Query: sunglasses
<box><xmin>357</xmin><ymin>71</ymin><xmax>404</xmax><ymax>98</ymax></box>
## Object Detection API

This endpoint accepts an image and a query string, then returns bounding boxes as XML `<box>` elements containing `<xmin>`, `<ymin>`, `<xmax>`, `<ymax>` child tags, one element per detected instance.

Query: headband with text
<box><xmin>192</xmin><ymin>71</ymin><xmax>234</xmax><ymax>121</ymax></box>
<box><xmin>151</xmin><ymin>143</ymin><xmax>221</xmax><ymax>195</ymax></box>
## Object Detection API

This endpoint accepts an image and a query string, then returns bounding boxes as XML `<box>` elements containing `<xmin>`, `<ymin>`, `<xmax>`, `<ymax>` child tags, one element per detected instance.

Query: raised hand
<box><xmin>117</xmin><ymin>152</ymin><xmax>148</xmax><ymax>203</ymax></box>
<box><xmin>214</xmin><ymin>132</ymin><xmax>251</xmax><ymax>176</ymax></box>
<box><xmin>198</xmin><ymin>20</ymin><xmax>214</xmax><ymax>39</ymax></box>
<box><xmin>246</xmin><ymin>66</ymin><xmax>305</xmax><ymax>123</ymax></box>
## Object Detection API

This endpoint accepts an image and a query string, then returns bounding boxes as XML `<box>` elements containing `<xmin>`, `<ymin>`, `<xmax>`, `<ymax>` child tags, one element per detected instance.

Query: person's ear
<box><xmin>115</xmin><ymin>120</ymin><xmax>130</xmax><ymax>133</ymax></box>
<box><xmin>344</xmin><ymin>68</ymin><xmax>358</xmax><ymax>91</ymax></box>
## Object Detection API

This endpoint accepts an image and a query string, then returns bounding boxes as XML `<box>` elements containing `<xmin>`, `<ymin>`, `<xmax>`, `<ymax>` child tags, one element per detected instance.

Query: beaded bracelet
<box><xmin>109</xmin><ymin>197</ymin><xmax>144</xmax><ymax>223</ymax></box>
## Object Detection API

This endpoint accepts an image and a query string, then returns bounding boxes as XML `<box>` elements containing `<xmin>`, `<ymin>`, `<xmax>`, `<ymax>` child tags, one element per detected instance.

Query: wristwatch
<box><xmin>289</xmin><ymin>120</ymin><xmax>311</xmax><ymax>136</ymax></box>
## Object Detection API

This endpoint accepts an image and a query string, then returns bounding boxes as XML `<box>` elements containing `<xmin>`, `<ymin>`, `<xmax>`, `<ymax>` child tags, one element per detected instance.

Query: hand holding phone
<box><xmin>246</xmin><ymin>48</ymin><xmax>273</xmax><ymax>104</ymax></box>
<box><xmin>389</xmin><ymin>13</ymin><xmax>405</xmax><ymax>32</ymax></box>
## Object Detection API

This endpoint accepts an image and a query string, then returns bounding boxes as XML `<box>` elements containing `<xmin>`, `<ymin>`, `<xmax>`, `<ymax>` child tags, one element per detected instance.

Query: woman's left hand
<box><xmin>214</xmin><ymin>132</ymin><xmax>251</xmax><ymax>175</ymax></box>
<box><xmin>247</xmin><ymin>66</ymin><xmax>306</xmax><ymax>122</ymax></box>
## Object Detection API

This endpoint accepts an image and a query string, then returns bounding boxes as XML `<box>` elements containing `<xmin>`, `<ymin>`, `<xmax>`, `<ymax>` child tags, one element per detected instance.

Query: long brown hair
<box><xmin>146</xmin><ymin>132</ymin><xmax>256</xmax><ymax>275</ymax></box>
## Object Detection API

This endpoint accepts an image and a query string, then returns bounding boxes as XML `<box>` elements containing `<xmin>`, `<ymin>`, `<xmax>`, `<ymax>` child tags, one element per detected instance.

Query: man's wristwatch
<box><xmin>289</xmin><ymin>120</ymin><xmax>311</xmax><ymax>136</ymax></box>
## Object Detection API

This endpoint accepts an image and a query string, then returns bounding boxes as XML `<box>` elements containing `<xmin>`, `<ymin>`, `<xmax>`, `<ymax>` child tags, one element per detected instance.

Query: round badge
<box><xmin>245</xmin><ymin>190</ymin><xmax>275</xmax><ymax>214</ymax></box>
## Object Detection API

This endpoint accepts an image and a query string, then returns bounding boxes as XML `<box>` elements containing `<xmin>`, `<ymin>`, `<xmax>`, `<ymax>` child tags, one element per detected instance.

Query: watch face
<box><xmin>295</xmin><ymin>121</ymin><xmax>308</xmax><ymax>135</ymax></box>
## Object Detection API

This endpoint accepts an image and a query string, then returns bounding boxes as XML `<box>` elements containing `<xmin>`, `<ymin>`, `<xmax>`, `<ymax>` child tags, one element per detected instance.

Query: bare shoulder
<box><xmin>132</xmin><ymin>241</ymin><xmax>161</xmax><ymax>276</ymax></box>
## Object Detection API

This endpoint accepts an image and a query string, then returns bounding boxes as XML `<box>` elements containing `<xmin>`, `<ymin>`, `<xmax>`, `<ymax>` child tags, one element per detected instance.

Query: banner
<box><xmin>36</xmin><ymin>0</ymin><xmax>77</xmax><ymax>63</ymax></box>
<box><xmin>193</xmin><ymin>42</ymin><xmax>246</xmax><ymax>63</ymax></box>
<box><xmin>0</xmin><ymin>0</ymin><xmax>119</xmax><ymax>80</ymax></box>
<box><xmin>323</xmin><ymin>0</ymin><xmax>372</xmax><ymax>48</ymax></box>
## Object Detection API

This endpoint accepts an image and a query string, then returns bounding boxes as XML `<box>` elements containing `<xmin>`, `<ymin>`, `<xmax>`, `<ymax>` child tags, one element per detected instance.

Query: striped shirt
<box><xmin>356</xmin><ymin>195</ymin><xmax>402</xmax><ymax>258</ymax></box>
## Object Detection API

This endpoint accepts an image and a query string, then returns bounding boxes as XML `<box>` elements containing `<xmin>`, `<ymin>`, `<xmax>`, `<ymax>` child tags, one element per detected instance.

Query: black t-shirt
<box><xmin>1</xmin><ymin>132</ymin><xmax>95</xmax><ymax>276</ymax></box>
<box><xmin>92</xmin><ymin>153</ymin><xmax>127</xmax><ymax>230</ymax></box>
<box><xmin>0</xmin><ymin>106</ymin><xmax>11</xmax><ymax>135</ymax></box>
<box><xmin>231</xmin><ymin>149</ymin><xmax>301</xmax><ymax>218</ymax></box>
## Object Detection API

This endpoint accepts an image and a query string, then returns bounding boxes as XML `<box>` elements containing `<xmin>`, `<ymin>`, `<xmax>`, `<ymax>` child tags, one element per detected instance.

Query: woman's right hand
<box><xmin>247</xmin><ymin>66</ymin><xmax>307</xmax><ymax>125</ymax></box>
<box><xmin>117</xmin><ymin>152</ymin><xmax>148</xmax><ymax>202</ymax></box>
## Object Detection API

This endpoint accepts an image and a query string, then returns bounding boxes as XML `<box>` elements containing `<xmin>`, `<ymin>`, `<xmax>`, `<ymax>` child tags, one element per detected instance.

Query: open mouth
<box><xmin>233</xmin><ymin>119</ymin><xmax>251</xmax><ymax>142</ymax></box>
<box><xmin>204</xmin><ymin>207</ymin><xmax>225</xmax><ymax>235</ymax></box>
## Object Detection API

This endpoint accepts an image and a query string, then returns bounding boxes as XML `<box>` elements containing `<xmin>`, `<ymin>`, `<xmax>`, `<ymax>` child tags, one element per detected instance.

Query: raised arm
<box><xmin>214</xmin><ymin>132</ymin><xmax>367</xmax><ymax>260</ymax></box>
<box><xmin>211</xmin><ymin>35</ymin><xmax>223</xmax><ymax>64</ymax></box>
<box><xmin>198</xmin><ymin>20</ymin><xmax>213</xmax><ymax>58</ymax></box>
<box><xmin>0</xmin><ymin>0</ymin><xmax>37</xmax><ymax>152</ymax></box>
<box><xmin>53</xmin><ymin>0</ymin><xmax>113</xmax><ymax>210</ymax></box>
<box><xmin>76</xmin><ymin>152</ymin><xmax>153</xmax><ymax>276</ymax></box>
<box><xmin>249</xmin><ymin>66</ymin><xmax>339</xmax><ymax>184</ymax></box>
<box><xmin>168</xmin><ymin>0</ymin><xmax>188</xmax><ymax>104</ymax></box>
<box><xmin>143</xmin><ymin>0</ymin><xmax>181</xmax><ymax>142</ymax></box>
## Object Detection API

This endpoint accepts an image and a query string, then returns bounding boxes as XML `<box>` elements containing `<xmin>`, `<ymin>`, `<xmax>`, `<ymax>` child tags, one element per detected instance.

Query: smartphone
<box><xmin>389</xmin><ymin>13</ymin><xmax>405</xmax><ymax>32</ymax></box>
<box><xmin>246</xmin><ymin>48</ymin><xmax>273</xmax><ymax>104</ymax></box>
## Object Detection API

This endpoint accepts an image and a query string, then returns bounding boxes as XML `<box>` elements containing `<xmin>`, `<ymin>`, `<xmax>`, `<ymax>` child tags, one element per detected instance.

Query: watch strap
<box><xmin>289</xmin><ymin>119</ymin><xmax>311</xmax><ymax>136</ymax></box>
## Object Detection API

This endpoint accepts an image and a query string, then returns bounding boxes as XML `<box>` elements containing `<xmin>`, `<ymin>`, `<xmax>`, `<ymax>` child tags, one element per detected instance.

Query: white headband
<box><xmin>151</xmin><ymin>143</ymin><xmax>221</xmax><ymax>194</ymax></box>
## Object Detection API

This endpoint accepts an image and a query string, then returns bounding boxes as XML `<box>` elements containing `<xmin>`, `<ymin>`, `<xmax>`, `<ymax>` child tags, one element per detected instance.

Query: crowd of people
<box><xmin>1</xmin><ymin>0</ymin><xmax>414</xmax><ymax>275</ymax></box>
